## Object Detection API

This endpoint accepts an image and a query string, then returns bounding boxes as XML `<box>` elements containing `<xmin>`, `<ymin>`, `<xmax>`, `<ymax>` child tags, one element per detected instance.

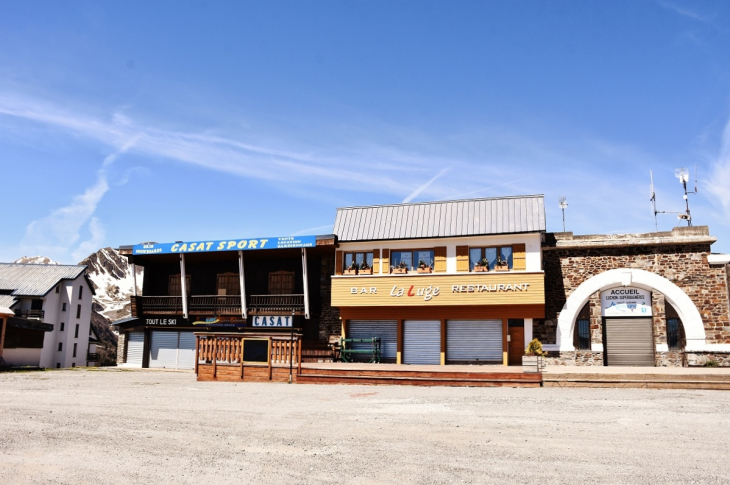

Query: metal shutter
<box><xmin>177</xmin><ymin>332</ymin><xmax>196</xmax><ymax>370</ymax></box>
<box><xmin>348</xmin><ymin>320</ymin><xmax>398</xmax><ymax>362</ymax></box>
<box><xmin>447</xmin><ymin>320</ymin><xmax>502</xmax><ymax>363</ymax></box>
<box><xmin>403</xmin><ymin>320</ymin><xmax>441</xmax><ymax>365</ymax></box>
<box><xmin>149</xmin><ymin>331</ymin><xmax>179</xmax><ymax>369</ymax></box>
<box><xmin>604</xmin><ymin>318</ymin><xmax>655</xmax><ymax>366</ymax></box>
<box><xmin>126</xmin><ymin>331</ymin><xmax>144</xmax><ymax>367</ymax></box>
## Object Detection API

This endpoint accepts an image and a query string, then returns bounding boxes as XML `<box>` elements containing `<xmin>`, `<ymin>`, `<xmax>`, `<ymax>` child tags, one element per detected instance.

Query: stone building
<box><xmin>536</xmin><ymin>226</ymin><xmax>730</xmax><ymax>366</ymax></box>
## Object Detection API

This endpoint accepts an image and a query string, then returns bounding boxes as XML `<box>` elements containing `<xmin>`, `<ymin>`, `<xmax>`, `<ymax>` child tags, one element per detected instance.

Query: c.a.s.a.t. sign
<box><xmin>133</xmin><ymin>236</ymin><xmax>317</xmax><ymax>255</ymax></box>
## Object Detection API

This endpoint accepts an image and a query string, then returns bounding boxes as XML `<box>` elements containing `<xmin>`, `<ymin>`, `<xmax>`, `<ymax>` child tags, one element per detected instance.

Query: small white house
<box><xmin>0</xmin><ymin>263</ymin><xmax>95</xmax><ymax>368</ymax></box>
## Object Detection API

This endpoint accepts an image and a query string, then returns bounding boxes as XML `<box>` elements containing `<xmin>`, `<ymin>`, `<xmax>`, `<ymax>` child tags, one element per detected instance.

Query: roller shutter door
<box><xmin>348</xmin><ymin>320</ymin><xmax>397</xmax><ymax>362</ymax></box>
<box><xmin>149</xmin><ymin>331</ymin><xmax>178</xmax><ymax>369</ymax></box>
<box><xmin>447</xmin><ymin>320</ymin><xmax>502</xmax><ymax>363</ymax></box>
<box><xmin>605</xmin><ymin>318</ymin><xmax>654</xmax><ymax>366</ymax></box>
<box><xmin>403</xmin><ymin>320</ymin><xmax>441</xmax><ymax>365</ymax></box>
<box><xmin>177</xmin><ymin>332</ymin><xmax>196</xmax><ymax>370</ymax></box>
<box><xmin>126</xmin><ymin>331</ymin><xmax>144</xmax><ymax>367</ymax></box>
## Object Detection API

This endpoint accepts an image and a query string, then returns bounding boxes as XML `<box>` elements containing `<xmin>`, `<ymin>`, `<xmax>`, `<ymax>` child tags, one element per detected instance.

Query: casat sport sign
<box><xmin>133</xmin><ymin>235</ymin><xmax>317</xmax><ymax>255</ymax></box>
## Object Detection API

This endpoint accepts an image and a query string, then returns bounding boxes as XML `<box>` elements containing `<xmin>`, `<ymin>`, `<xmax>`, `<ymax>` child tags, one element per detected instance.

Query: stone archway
<box><xmin>555</xmin><ymin>268</ymin><xmax>706</xmax><ymax>352</ymax></box>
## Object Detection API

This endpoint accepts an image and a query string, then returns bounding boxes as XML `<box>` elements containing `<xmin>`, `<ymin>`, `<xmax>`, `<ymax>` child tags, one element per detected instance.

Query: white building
<box><xmin>0</xmin><ymin>263</ymin><xmax>95</xmax><ymax>368</ymax></box>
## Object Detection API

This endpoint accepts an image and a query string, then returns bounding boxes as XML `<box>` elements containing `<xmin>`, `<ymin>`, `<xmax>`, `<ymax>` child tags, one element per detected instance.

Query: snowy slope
<box><xmin>12</xmin><ymin>256</ymin><xmax>61</xmax><ymax>265</ymax></box>
<box><xmin>78</xmin><ymin>247</ymin><xmax>143</xmax><ymax>322</ymax></box>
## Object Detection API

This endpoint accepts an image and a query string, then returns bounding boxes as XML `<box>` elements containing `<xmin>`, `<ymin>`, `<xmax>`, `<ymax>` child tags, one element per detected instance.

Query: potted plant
<box><xmin>474</xmin><ymin>258</ymin><xmax>490</xmax><ymax>272</ymax></box>
<box><xmin>494</xmin><ymin>255</ymin><xmax>509</xmax><ymax>272</ymax></box>
<box><xmin>359</xmin><ymin>261</ymin><xmax>373</xmax><ymax>275</ymax></box>
<box><xmin>344</xmin><ymin>261</ymin><xmax>359</xmax><ymax>275</ymax></box>
<box><xmin>522</xmin><ymin>338</ymin><xmax>548</xmax><ymax>373</ymax></box>
<box><xmin>417</xmin><ymin>260</ymin><xmax>432</xmax><ymax>274</ymax></box>
<box><xmin>392</xmin><ymin>261</ymin><xmax>409</xmax><ymax>274</ymax></box>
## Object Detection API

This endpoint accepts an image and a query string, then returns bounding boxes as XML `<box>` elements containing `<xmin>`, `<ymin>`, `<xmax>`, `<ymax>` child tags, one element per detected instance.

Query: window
<box><xmin>89</xmin><ymin>327</ymin><xmax>92</xmax><ymax>336</ymax></box>
<box><xmin>666</xmin><ymin>304</ymin><xmax>685</xmax><ymax>350</ymax></box>
<box><xmin>56</xmin><ymin>363</ymin><xmax>61</xmax><ymax>368</ymax></box>
<box><xmin>58</xmin><ymin>343</ymin><xmax>63</xmax><ymax>352</ymax></box>
<box><xmin>216</xmin><ymin>273</ymin><xmax>240</xmax><ymax>296</ymax></box>
<box><xmin>55</xmin><ymin>286</ymin><xmax>59</xmax><ymax>293</ymax></box>
<box><xmin>71</xmin><ymin>363</ymin><xmax>75</xmax><ymax>368</ymax></box>
<box><xmin>60</xmin><ymin>322</ymin><xmax>65</xmax><ymax>331</ymax></box>
<box><xmin>343</xmin><ymin>252</ymin><xmax>374</xmax><ymax>271</ymax></box>
<box><xmin>168</xmin><ymin>274</ymin><xmax>192</xmax><ymax>296</ymax></box>
<box><xmin>76</xmin><ymin>305</ymin><xmax>81</xmax><ymax>319</ymax></box>
<box><xmin>391</xmin><ymin>250</ymin><xmax>434</xmax><ymax>271</ymax></box>
<box><xmin>62</xmin><ymin>303</ymin><xmax>66</xmax><ymax>312</ymax></box>
<box><xmin>574</xmin><ymin>303</ymin><xmax>591</xmax><ymax>350</ymax></box>
<box><xmin>74</xmin><ymin>324</ymin><xmax>79</xmax><ymax>338</ymax></box>
<box><xmin>268</xmin><ymin>271</ymin><xmax>295</xmax><ymax>294</ymax></box>
<box><xmin>79</xmin><ymin>286</ymin><xmax>83</xmax><ymax>300</ymax></box>
<box><xmin>469</xmin><ymin>246</ymin><xmax>513</xmax><ymax>271</ymax></box>
<box><xmin>73</xmin><ymin>343</ymin><xmax>77</xmax><ymax>358</ymax></box>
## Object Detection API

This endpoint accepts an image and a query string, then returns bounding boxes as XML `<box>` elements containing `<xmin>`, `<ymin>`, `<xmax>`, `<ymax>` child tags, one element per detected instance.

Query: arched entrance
<box><xmin>556</xmin><ymin>269</ymin><xmax>705</xmax><ymax>353</ymax></box>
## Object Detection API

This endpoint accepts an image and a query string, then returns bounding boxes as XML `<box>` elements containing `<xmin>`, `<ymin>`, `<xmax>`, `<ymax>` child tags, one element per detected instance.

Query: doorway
<box><xmin>508</xmin><ymin>319</ymin><xmax>524</xmax><ymax>366</ymax></box>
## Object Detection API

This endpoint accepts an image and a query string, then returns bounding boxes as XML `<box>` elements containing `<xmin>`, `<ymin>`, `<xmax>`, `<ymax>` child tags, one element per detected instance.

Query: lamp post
<box><xmin>289</xmin><ymin>309</ymin><xmax>295</xmax><ymax>384</ymax></box>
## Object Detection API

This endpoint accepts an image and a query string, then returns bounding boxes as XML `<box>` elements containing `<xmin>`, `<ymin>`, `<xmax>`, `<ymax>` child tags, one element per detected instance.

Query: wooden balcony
<box><xmin>131</xmin><ymin>294</ymin><xmax>304</xmax><ymax>317</ymax></box>
<box><xmin>14</xmin><ymin>309</ymin><xmax>45</xmax><ymax>320</ymax></box>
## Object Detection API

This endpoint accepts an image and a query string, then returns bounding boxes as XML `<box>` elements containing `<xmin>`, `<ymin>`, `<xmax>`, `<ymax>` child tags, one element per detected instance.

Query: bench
<box><xmin>340</xmin><ymin>337</ymin><xmax>381</xmax><ymax>363</ymax></box>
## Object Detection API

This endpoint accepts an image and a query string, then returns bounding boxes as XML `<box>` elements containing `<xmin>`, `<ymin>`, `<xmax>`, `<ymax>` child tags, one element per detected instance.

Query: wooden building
<box><xmin>331</xmin><ymin>195</ymin><xmax>547</xmax><ymax>366</ymax></box>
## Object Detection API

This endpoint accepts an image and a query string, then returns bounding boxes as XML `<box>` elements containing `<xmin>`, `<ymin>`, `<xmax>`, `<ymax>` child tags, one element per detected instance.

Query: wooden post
<box><xmin>297</xmin><ymin>337</ymin><xmax>302</xmax><ymax>376</ymax></box>
<box><xmin>268</xmin><ymin>338</ymin><xmax>272</xmax><ymax>381</ymax></box>
<box><xmin>213</xmin><ymin>337</ymin><xmax>218</xmax><ymax>378</ymax></box>
<box><xmin>240</xmin><ymin>337</ymin><xmax>245</xmax><ymax>379</ymax></box>
<box><xmin>238</xmin><ymin>251</ymin><xmax>247</xmax><ymax>319</ymax></box>
<box><xmin>440</xmin><ymin>319</ymin><xmax>446</xmax><ymax>365</ymax></box>
<box><xmin>397</xmin><ymin>319</ymin><xmax>403</xmax><ymax>364</ymax></box>
<box><xmin>502</xmin><ymin>318</ymin><xmax>509</xmax><ymax>366</ymax></box>
<box><xmin>0</xmin><ymin>316</ymin><xmax>7</xmax><ymax>364</ymax></box>
<box><xmin>194</xmin><ymin>336</ymin><xmax>199</xmax><ymax>374</ymax></box>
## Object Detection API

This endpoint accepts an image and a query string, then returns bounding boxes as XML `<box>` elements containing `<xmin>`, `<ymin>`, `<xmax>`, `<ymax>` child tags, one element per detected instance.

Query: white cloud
<box><xmin>72</xmin><ymin>217</ymin><xmax>106</xmax><ymax>262</ymax></box>
<box><xmin>657</xmin><ymin>1</ymin><xmax>714</xmax><ymax>23</ymax></box>
<box><xmin>403</xmin><ymin>169</ymin><xmax>450</xmax><ymax>203</ymax></box>
<box><xmin>705</xmin><ymin>116</ymin><xmax>730</xmax><ymax>218</ymax></box>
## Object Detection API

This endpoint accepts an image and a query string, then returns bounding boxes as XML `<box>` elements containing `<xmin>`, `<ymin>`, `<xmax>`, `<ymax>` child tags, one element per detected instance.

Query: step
<box><xmin>296</xmin><ymin>373</ymin><xmax>541</xmax><ymax>387</ymax></box>
<box><xmin>300</xmin><ymin>368</ymin><xmax>539</xmax><ymax>381</ymax></box>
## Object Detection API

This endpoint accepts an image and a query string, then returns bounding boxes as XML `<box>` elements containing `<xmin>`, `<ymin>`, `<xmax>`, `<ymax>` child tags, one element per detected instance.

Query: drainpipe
<box><xmin>180</xmin><ymin>254</ymin><xmax>188</xmax><ymax>319</ymax></box>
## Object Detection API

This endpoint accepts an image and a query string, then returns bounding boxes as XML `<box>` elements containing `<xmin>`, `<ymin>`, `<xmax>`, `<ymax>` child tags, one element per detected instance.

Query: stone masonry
<box><xmin>318</xmin><ymin>253</ymin><xmax>341</xmax><ymax>341</ymax></box>
<box><xmin>537</xmin><ymin>226</ymin><xmax>730</xmax><ymax>366</ymax></box>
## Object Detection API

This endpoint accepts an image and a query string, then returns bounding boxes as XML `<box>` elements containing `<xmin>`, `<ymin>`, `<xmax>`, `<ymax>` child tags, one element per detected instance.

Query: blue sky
<box><xmin>1</xmin><ymin>0</ymin><xmax>729</xmax><ymax>263</ymax></box>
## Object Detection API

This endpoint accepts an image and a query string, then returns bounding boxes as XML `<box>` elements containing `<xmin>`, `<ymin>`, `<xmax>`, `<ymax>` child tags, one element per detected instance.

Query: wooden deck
<box><xmin>543</xmin><ymin>366</ymin><xmax>730</xmax><ymax>390</ymax></box>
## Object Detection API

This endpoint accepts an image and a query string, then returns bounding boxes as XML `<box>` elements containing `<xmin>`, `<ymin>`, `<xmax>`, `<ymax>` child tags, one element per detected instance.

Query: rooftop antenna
<box><xmin>650</xmin><ymin>171</ymin><xmax>659</xmax><ymax>231</ymax></box>
<box><xmin>558</xmin><ymin>196</ymin><xmax>568</xmax><ymax>232</ymax></box>
<box><xmin>674</xmin><ymin>166</ymin><xmax>698</xmax><ymax>227</ymax></box>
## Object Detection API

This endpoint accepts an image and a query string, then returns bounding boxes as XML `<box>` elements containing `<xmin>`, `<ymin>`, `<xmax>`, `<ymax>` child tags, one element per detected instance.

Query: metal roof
<box><xmin>333</xmin><ymin>195</ymin><xmax>546</xmax><ymax>242</ymax></box>
<box><xmin>0</xmin><ymin>263</ymin><xmax>88</xmax><ymax>297</ymax></box>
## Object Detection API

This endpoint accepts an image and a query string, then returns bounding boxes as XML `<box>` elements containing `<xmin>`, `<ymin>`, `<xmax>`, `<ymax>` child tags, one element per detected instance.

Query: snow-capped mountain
<box><xmin>79</xmin><ymin>247</ymin><xmax>143</xmax><ymax>322</ymax></box>
<box><xmin>12</xmin><ymin>256</ymin><xmax>61</xmax><ymax>265</ymax></box>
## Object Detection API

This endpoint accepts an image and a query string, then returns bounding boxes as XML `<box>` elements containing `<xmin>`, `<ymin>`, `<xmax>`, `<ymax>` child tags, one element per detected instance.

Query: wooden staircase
<box><xmin>296</xmin><ymin>366</ymin><xmax>542</xmax><ymax>387</ymax></box>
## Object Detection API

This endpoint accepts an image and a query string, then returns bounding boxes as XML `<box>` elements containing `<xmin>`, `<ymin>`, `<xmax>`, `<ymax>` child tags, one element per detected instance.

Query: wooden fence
<box><xmin>196</xmin><ymin>334</ymin><xmax>302</xmax><ymax>380</ymax></box>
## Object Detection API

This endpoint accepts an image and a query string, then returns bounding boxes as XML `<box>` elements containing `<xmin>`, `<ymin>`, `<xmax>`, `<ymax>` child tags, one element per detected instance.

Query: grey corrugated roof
<box><xmin>0</xmin><ymin>263</ymin><xmax>87</xmax><ymax>297</ymax></box>
<box><xmin>333</xmin><ymin>195</ymin><xmax>546</xmax><ymax>242</ymax></box>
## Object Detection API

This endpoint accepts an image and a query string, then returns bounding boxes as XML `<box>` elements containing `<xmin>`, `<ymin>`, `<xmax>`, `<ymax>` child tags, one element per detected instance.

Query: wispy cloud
<box><xmin>657</xmin><ymin>1</ymin><xmax>714</xmax><ymax>23</ymax></box>
<box><xmin>705</xmin><ymin>115</ymin><xmax>730</xmax><ymax>220</ymax></box>
<box><xmin>402</xmin><ymin>168</ymin><xmax>450</xmax><ymax>203</ymax></box>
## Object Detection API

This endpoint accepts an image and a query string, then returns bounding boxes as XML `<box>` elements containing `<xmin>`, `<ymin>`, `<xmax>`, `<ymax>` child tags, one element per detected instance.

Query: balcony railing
<box><xmin>87</xmin><ymin>353</ymin><xmax>99</xmax><ymax>362</ymax></box>
<box><xmin>248</xmin><ymin>294</ymin><xmax>304</xmax><ymax>315</ymax></box>
<box><xmin>14</xmin><ymin>309</ymin><xmax>45</xmax><ymax>320</ymax></box>
<box><xmin>131</xmin><ymin>294</ymin><xmax>304</xmax><ymax>317</ymax></box>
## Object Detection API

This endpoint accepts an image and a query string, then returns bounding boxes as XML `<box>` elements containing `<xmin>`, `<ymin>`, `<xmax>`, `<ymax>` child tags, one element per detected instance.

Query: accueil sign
<box><xmin>349</xmin><ymin>282</ymin><xmax>531</xmax><ymax>302</ymax></box>
<box><xmin>601</xmin><ymin>287</ymin><xmax>652</xmax><ymax>317</ymax></box>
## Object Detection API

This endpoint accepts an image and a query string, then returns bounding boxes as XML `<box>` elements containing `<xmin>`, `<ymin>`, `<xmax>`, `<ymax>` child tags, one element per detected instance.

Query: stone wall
<box><xmin>318</xmin><ymin>253</ymin><xmax>341</xmax><ymax>341</ymax></box>
<box><xmin>539</xmin><ymin>242</ymin><xmax>730</xmax><ymax>347</ymax></box>
<box><xmin>685</xmin><ymin>352</ymin><xmax>730</xmax><ymax>367</ymax></box>
<box><xmin>116</xmin><ymin>331</ymin><xmax>126</xmax><ymax>365</ymax></box>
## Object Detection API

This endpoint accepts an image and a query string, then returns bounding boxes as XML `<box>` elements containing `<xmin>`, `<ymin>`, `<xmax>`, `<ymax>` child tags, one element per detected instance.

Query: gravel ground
<box><xmin>1</xmin><ymin>368</ymin><xmax>729</xmax><ymax>485</ymax></box>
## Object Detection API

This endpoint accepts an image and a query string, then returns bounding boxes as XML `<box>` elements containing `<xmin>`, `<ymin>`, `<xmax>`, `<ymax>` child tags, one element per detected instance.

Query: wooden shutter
<box><xmin>381</xmin><ymin>249</ymin><xmax>390</xmax><ymax>274</ymax></box>
<box><xmin>373</xmin><ymin>249</ymin><xmax>381</xmax><ymax>274</ymax></box>
<box><xmin>169</xmin><ymin>274</ymin><xmax>191</xmax><ymax>296</ymax></box>
<box><xmin>217</xmin><ymin>273</ymin><xmax>240</xmax><ymax>296</ymax></box>
<box><xmin>434</xmin><ymin>247</ymin><xmax>447</xmax><ymax>273</ymax></box>
<box><xmin>268</xmin><ymin>271</ymin><xmax>294</xmax><ymax>294</ymax></box>
<box><xmin>512</xmin><ymin>244</ymin><xmax>526</xmax><ymax>271</ymax></box>
<box><xmin>335</xmin><ymin>251</ymin><xmax>343</xmax><ymax>275</ymax></box>
<box><xmin>456</xmin><ymin>246</ymin><xmax>469</xmax><ymax>272</ymax></box>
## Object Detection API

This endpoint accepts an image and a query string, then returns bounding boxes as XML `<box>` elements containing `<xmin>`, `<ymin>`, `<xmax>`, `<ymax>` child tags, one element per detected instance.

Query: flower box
<box><xmin>359</xmin><ymin>268</ymin><xmax>373</xmax><ymax>275</ymax></box>
<box><xmin>417</xmin><ymin>267</ymin><xmax>433</xmax><ymax>274</ymax></box>
<box><xmin>343</xmin><ymin>269</ymin><xmax>358</xmax><ymax>276</ymax></box>
<box><xmin>495</xmin><ymin>265</ymin><xmax>510</xmax><ymax>272</ymax></box>
<box><xmin>474</xmin><ymin>266</ymin><xmax>489</xmax><ymax>273</ymax></box>
<box><xmin>392</xmin><ymin>267</ymin><xmax>409</xmax><ymax>274</ymax></box>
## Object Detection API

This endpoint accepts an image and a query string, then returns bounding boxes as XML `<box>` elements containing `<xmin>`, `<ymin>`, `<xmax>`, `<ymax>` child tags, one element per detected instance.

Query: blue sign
<box><xmin>133</xmin><ymin>235</ymin><xmax>317</xmax><ymax>255</ymax></box>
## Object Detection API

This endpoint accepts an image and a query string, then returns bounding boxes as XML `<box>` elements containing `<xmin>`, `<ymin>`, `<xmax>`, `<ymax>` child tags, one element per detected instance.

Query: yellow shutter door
<box><xmin>381</xmin><ymin>249</ymin><xmax>390</xmax><ymax>274</ymax></box>
<box><xmin>434</xmin><ymin>247</ymin><xmax>447</xmax><ymax>272</ymax></box>
<box><xmin>456</xmin><ymin>246</ymin><xmax>469</xmax><ymax>272</ymax></box>
<box><xmin>512</xmin><ymin>243</ymin><xmax>526</xmax><ymax>271</ymax></box>
<box><xmin>335</xmin><ymin>251</ymin><xmax>343</xmax><ymax>275</ymax></box>
<box><xmin>373</xmin><ymin>249</ymin><xmax>381</xmax><ymax>273</ymax></box>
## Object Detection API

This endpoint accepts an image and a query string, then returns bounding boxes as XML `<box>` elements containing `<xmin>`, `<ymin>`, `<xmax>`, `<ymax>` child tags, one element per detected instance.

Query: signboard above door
<box><xmin>600</xmin><ymin>287</ymin><xmax>652</xmax><ymax>317</ymax></box>
<box><xmin>132</xmin><ymin>236</ymin><xmax>317</xmax><ymax>255</ymax></box>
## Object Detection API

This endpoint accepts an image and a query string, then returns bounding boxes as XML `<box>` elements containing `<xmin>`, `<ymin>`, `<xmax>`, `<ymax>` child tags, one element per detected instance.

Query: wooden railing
<box><xmin>248</xmin><ymin>294</ymin><xmax>305</xmax><ymax>315</ymax></box>
<box><xmin>131</xmin><ymin>296</ymin><xmax>182</xmax><ymax>316</ymax></box>
<box><xmin>196</xmin><ymin>334</ymin><xmax>302</xmax><ymax>378</ymax></box>
<box><xmin>189</xmin><ymin>296</ymin><xmax>242</xmax><ymax>315</ymax></box>
<box><xmin>14</xmin><ymin>309</ymin><xmax>45</xmax><ymax>319</ymax></box>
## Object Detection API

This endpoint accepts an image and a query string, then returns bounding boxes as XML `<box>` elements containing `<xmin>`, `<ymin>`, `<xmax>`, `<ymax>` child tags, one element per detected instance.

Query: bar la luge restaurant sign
<box><xmin>133</xmin><ymin>235</ymin><xmax>317</xmax><ymax>255</ymax></box>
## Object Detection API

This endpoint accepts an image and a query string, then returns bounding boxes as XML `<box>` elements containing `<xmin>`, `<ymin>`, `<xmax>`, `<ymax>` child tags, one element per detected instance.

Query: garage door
<box><xmin>177</xmin><ymin>332</ymin><xmax>196</xmax><ymax>370</ymax></box>
<box><xmin>403</xmin><ymin>320</ymin><xmax>441</xmax><ymax>365</ymax></box>
<box><xmin>447</xmin><ymin>320</ymin><xmax>502</xmax><ymax>363</ymax></box>
<box><xmin>149</xmin><ymin>331</ymin><xmax>178</xmax><ymax>369</ymax></box>
<box><xmin>604</xmin><ymin>318</ymin><xmax>655</xmax><ymax>366</ymax></box>
<box><xmin>348</xmin><ymin>320</ymin><xmax>397</xmax><ymax>362</ymax></box>
<box><xmin>126</xmin><ymin>331</ymin><xmax>144</xmax><ymax>367</ymax></box>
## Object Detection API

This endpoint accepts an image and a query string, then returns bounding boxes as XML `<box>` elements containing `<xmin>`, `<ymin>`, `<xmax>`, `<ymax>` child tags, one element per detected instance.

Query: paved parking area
<box><xmin>1</xmin><ymin>368</ymin><xmax>729</xmax><ymax>484</ymax></box>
